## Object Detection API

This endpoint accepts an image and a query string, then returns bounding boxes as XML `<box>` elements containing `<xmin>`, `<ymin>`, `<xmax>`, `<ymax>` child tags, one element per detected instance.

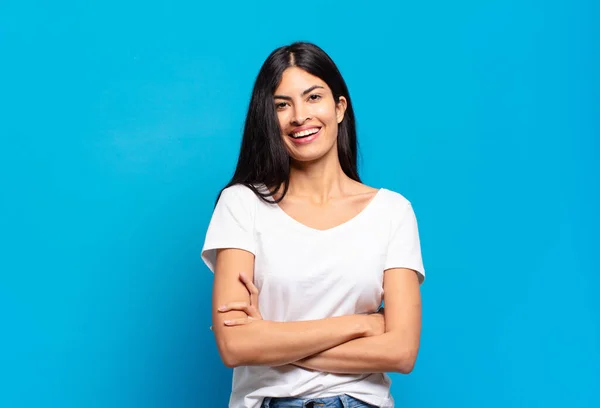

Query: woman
<box><xmin>201</xmin><ymin>42</ymin><xmax>426</xmax><ymax>408</ymax></box>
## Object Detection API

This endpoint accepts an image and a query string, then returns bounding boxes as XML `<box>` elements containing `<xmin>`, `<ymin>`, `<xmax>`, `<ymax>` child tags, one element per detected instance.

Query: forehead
<box><xmin>274</xmin><ymin>67</ymin><xmax>329</xmax><ymax>94</ymax></box>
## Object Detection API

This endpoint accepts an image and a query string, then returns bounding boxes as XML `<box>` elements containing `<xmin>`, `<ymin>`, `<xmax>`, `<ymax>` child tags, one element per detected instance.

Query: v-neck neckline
<box><xmin>271</xmin><ymin>188</ymin><xmax>385</xmax><ymax>234</ymax></box>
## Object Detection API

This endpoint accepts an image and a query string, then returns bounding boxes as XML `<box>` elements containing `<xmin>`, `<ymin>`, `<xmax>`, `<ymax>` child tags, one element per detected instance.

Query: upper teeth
<box><xmin>291</xmin><ymin>128</ymin><xmax>320</xmax><ymax>138</ymax></box>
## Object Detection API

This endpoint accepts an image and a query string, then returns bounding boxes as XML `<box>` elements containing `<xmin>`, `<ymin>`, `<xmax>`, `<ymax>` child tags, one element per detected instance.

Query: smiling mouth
<box><xmin>289</xmin><ymin>127</ymin><xmax>321</xmax><ymax>139</ymax></box>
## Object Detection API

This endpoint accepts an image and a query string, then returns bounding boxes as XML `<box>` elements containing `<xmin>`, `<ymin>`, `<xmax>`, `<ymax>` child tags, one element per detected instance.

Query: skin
<box><xmin>273</xmin><ymin>67</ymin><xmax>381</xmax><ymax>229</ymax></box>
<box><xmin>211</xmin><ymin>66</ymin><xmax>422</xmax><ymax>374</ymax></box>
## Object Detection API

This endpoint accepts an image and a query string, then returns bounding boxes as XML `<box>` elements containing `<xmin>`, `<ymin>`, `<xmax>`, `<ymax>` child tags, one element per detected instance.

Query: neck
<box><xmin>287</xmin><ymin>147</ymin><xmax>352</xmax><ymax>204</ymax></box>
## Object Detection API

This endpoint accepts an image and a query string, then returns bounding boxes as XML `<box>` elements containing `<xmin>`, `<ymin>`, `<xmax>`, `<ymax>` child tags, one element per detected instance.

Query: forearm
<box><xmin>293</xmin><ymin>332</ymin><xmax>417</xmax><ymax>374</ymax></box>
<box><xmin>216</xmin><ymin>315</ymin><xmax>369</xmax><ymax>368</ymax></box>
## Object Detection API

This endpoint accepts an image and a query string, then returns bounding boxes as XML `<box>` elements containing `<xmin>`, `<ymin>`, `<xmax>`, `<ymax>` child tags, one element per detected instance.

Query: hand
<box><xmin>217</xmin><ymin>272</ymin><xmax>263</xmax><ymax>326</ymax></box>
<box><xmin>365</xmin><ymin>307</ymin><xmax>385</xmax><ymax>337</ymax></box>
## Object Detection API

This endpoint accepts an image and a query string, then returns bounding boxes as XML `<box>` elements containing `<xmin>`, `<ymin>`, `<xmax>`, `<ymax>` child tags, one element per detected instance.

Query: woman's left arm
<box><xmin>292</xmin><ymin>267</ymin><xmax>422</xmax><ymax>374</ymax></box>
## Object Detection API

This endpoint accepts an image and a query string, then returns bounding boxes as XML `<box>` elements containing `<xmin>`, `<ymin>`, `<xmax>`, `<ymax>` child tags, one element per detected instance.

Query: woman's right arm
<box><xmin>212</xmin><ymin>248</ymin><xmax>381</xmax><ymax>368</ymax></box>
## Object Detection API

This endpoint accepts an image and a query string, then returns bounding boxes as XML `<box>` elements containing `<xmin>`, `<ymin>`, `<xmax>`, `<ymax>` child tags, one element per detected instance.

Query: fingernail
<box><xmin>218</xmin><ymin>305</ymin><xmax>226</xmax><ymax>311</ymax></box>
<box><xmin>224</xmin><ymin>320</ymin><xmax>231</xmax><ymax>325</ymax></box>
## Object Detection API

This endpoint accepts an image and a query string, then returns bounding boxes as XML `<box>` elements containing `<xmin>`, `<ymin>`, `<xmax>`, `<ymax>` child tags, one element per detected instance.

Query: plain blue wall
<box><xmin>1</xmin><ymin>1</ymin><xmax>598</xmax><ymax>407</ymax></box>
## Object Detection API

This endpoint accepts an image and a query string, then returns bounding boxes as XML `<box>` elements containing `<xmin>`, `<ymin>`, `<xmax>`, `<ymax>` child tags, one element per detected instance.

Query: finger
<box><xmin>239</xmin><ymin>273</ymin><xmax>259</xmax><ymax>295</ymax></box>
<box><xmin>224</xmin><ymin>317</ymin><xmax>254</xmax><ymax>326</ymax></box>
<box><xmin>218</xmin><ymin>301</ymin><xmax>250</xmax><ymax>313</ymax></box>
<box><xmin>218</xmin><ymin>302</ymin><xmax>260</xmax><ymax>318</ymax></box>
<box><xmin>239</xmin><ymin>273</ymin><xmax>259</xmax><ymax>304</ymax></box>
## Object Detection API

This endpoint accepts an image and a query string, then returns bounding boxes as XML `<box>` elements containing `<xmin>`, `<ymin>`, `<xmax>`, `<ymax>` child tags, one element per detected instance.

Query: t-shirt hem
<box><xmin>201</xmin><ymin>241</ymin><xmax>256</xmax><ymax>273</ymax></box>
<box><xmin>384</xmin><ymin>263</ymin><xmax>426</xmax><ymax>284</ymax></box>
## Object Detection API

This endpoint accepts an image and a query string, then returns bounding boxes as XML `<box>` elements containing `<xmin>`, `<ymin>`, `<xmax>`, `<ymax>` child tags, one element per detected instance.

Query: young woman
<box><xmin>201</xmin><ymin>42</ymin><xmax>426</xmax><ymax>408</ymax></box>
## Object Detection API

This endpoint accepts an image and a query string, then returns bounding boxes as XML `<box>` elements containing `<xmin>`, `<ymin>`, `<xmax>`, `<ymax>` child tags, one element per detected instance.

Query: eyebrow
<box><xmin>274</xmin><ymin>85</ymin><xmax>324</xmax><ymax>100</ymax></box>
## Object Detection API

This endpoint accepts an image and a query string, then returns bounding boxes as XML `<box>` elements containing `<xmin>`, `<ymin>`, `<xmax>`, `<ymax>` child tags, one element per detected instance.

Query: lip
<box><xmin>288</xmin><ymin>127</ymin><xmax>322</xmax><ymax>145</ymax></box>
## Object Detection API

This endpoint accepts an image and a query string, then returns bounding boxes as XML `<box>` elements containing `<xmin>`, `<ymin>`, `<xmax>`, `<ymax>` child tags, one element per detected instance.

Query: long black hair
<box><xmin>220</xmin><ymin>41</ymin><xmax>360</xmax><ymax>204</ymax></box>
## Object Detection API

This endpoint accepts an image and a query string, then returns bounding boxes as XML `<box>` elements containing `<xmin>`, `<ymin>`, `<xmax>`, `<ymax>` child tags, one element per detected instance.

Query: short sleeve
<box><xmin>201</xmin><ymin>185</ymin><xmax>257</xmax><ymax>273</ymax></box>
<box><xmin>384</xmin><ymin>201</ymin><xmax>426</xmax><ymax>284</ymax></box>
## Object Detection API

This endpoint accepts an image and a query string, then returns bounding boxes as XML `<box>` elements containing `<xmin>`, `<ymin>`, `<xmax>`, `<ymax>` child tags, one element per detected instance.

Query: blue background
<box><xmin>1</xmin><ymin>0</ymin><xmax>598</xmax><ymax>407</ymax></box>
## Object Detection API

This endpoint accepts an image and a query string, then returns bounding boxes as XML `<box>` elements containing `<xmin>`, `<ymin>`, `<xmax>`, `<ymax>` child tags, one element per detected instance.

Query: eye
<box><xmin>275</xmin><ymin>101</ymin><xmax>289</xmax><ymax>110</ymax></box>
<box><xmin>309</xmin><ymin>94</ymin><xmax>322</xmax><ymax>101</ymax></box>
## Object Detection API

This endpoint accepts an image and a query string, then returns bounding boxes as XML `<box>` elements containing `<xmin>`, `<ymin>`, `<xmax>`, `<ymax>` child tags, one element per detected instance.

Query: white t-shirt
<box><xmin>201</xmin><ymin>184</ymin><xmax>426</xmax><ymax>408</ymax></box>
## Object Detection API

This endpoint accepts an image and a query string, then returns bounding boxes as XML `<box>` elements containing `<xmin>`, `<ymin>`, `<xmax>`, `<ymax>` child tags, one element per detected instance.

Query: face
<box><xmin>273</xmin><ymin>67</ymin><xmax>347</xmax><ymax>163</ymax></box>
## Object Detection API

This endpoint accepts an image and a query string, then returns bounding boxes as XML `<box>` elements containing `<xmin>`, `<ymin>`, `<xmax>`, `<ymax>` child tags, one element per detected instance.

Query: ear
<box><xmin>336</xmin><ymin>96</ymin><xmax>348</xmax><ymax>124</ymax></box>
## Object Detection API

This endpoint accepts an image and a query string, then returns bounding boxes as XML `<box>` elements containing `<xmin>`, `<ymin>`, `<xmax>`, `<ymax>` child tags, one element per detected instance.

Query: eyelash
<box><xmin>276</xmin><ymin>94</ymin><xmax>322</xmax><ymax>110</ymax></box>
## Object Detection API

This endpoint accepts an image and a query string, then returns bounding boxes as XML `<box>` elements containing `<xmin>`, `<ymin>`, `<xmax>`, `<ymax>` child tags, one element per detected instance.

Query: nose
<box><xmin>291</xmin><ymin>104</ymin><xmax>311</xmax><ymax>125</ymax></box>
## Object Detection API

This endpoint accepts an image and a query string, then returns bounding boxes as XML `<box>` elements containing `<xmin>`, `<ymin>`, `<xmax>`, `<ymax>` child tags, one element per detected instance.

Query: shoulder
<box><xmin>375</xmin><ymin>188</ymin><xmax>419</xmax><ymax>227</ymax></box>
<box><xmin>352</xmin><ymin>181</ymin><xmax>410</xmax><ymax>207</ymax></box>
<box><xmin>378</xmin><ymin>187</ymin><xmax>412</xmax><ymax>209</ymax></box>
<box><xmin>216</xmin><ymin>184</ymin><xmax>262</xmax><ymax>214</ymax></box>
<box><xmin>218</xmin><ymin>183</ymin><xmax>265</xmax><ymax>204</ymax></box>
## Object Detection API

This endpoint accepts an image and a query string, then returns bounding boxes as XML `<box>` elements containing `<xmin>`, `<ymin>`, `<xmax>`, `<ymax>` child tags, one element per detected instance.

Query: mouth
<box><xmin>288</xmin><ymin>127</ymin><xmax>322</xmax><ymax>144</ymax></box>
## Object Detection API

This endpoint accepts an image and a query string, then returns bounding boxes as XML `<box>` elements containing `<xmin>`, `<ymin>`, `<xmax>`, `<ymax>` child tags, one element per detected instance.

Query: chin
<box><xmin>290</xmin><ymin>154</ymin><xmax>325</xmax><ymax>163</ymax></box>
<box><xmin>287</xmin><ymin>144</ymin><xmax>338</xmax><ymax>164</ymax></box>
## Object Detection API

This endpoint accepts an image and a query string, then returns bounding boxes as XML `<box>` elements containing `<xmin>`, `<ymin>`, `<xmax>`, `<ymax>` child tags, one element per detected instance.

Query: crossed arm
<box><xmin>211</xmin><ymin>248</ymin><xmax>422</xmax><ymax>374</ymax></box>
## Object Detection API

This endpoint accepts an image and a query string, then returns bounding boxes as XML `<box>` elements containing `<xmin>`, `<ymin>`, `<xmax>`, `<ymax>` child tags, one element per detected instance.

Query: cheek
<box><xmin>277</xmin><ymin>112</ymin><xmax>289</xmax><ymax>133</ymax></box>
<box><xmin>313</xmin><ymin>104</ymin><xmax>337</xmax><ymax>122</ymax></box>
